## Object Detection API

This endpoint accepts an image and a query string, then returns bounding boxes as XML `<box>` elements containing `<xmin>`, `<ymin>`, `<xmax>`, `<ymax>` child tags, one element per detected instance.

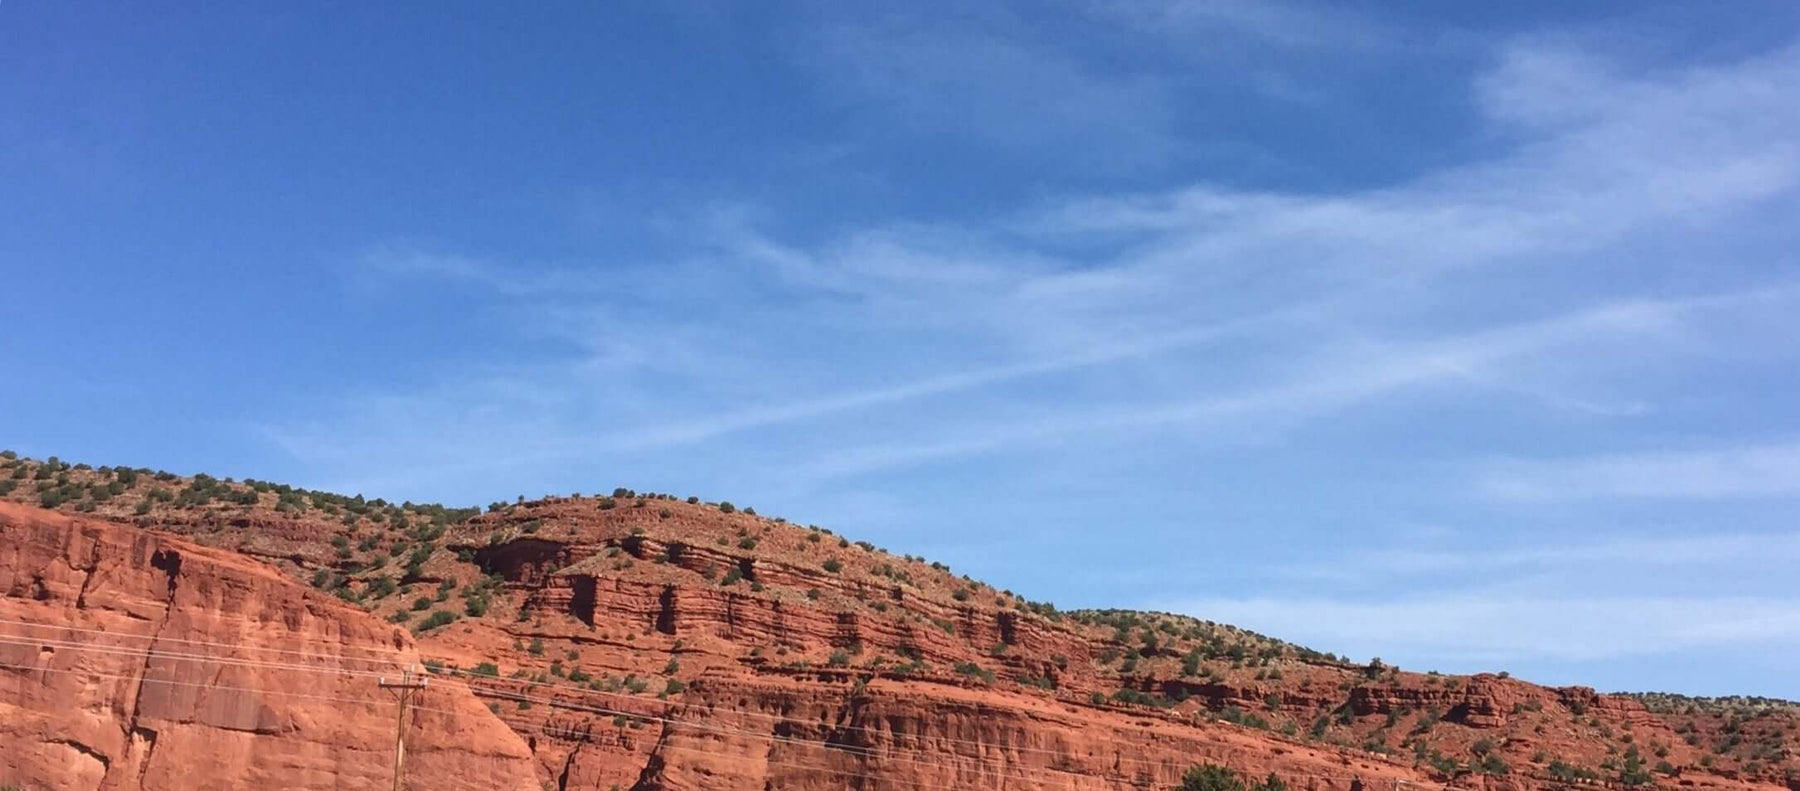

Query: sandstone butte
<box><xmin>0</xmin><ymin>453</ymin><xmax>1794</xmax><ymax>791</ymax></box>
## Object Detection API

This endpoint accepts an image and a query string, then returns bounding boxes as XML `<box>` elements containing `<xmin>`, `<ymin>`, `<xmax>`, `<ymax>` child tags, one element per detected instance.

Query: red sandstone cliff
<box><xmin>0</xmin><ymin>502</ymin><xmax>538</xmax><ymax>791</ymax></box>
<box><xmin>1</xmin><ymin>455</ymin><xmax>1795</xmax><ymax>791</ymax></box>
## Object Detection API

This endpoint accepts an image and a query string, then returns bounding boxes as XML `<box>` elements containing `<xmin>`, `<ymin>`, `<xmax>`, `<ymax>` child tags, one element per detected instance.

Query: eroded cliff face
<box><xmin>2</xmin><ymin>457</ymin><xmax>1797</xmax><ymax>791</ymax></box>
<box><xmin>0</xmin><ymin>503</ymin><xmax>538</xmax><ymax>791</ymax></box>
<box><xmin>413</xmin><ymin>503</ymin><xmax>1791</xmax><ymax>791</ymax></box>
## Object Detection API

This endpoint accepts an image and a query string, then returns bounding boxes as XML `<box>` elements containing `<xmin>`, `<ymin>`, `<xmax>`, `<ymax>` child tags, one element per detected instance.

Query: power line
<box><xmin>416</xmin><ymin>652</ymin><xmax>1341</xmax><ymax>781</ymax></box>
<box><xmin>0</xmin><ymin>632</ymin><xmax>1157</xmax><ymax>789</ymax></box>
<box><xmin>0</xmin><ymin>598</ymin><xmax>1473</xmax><ymax>783</ymax></box>
<box><xmin>0</xmin><ymin>649</ymin><xmax>1015</xmax><ymax>791</ymax></box>
<box><xmin>0</xmin><ymin>633</ymin><xmax>393</xmax><ymax>679</ymax></box>
<box><xmin>4</xmin><ymin>613</ymin><xmax>1216</xmax><ymax>779</ymax></box>
<box><xmin>0</xmin><ymin>616</ymin><xmax>408</xmax><ymax>667</ymax></box>
<box><xmin>6</xmin><ymin>628</ymin><xmax>1128</xmax><ymax>791</ymax></box>
<box><xmin>4</xmin><ymin>610</ymin><xmax>1221</xmax><ymax>778</ymax></box>
<box><xmin>0</xmin><ymin>626</ymin><xmax>1454</xmax><ymax>791</ymax></box>
<box><xmin>446</xmin><ymin>676</ymin><xmax>1139</xmax><ymax>789</ymax></box>
<box><xmin>482</xmin><ymin>712</ymin><xmax>1044</xmax><ymax>791</ymax></box>
<box><xmin>0</xmin><ymin>635</ymin><xmax>1473</xmax><ymax>791</ymax></box>
<box><xmin>0</xmin><ymin>657</ymin><xmax>390</xmax><ymax>708</ymax></box>
<box><xmin>411</xmin><ymin>664</ymin><xmax>1446</xmax><ymax>791</ymax></box>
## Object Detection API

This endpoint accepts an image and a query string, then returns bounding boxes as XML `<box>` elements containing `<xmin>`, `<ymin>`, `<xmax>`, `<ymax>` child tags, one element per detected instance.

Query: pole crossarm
<box><xmin>378</xmin><ymin>665</ymin><xmax>428</xmax><ymax>791</ymax></box>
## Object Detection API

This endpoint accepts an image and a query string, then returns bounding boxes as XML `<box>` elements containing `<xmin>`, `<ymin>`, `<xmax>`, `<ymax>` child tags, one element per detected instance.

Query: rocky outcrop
<box><xmin>0</xmin><ymin>503</ymin><xmax>539</xmax><ymax>790</ymax></box>
<box><xmin>4</xmin><ymin>456</ymin><xmax>1797</xmax><ymax>791</ymax></box>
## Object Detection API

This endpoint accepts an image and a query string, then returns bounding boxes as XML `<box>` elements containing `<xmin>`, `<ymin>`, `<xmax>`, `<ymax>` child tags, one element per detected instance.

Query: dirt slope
<box><xmin>1</xmin><ymin>452</ymin><xmax>1794</xmax><ymax>790</ymax></box>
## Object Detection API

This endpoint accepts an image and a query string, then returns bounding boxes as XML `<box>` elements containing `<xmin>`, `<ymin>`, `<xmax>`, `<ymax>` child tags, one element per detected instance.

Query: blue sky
<box><xmin>5</xmin><ymin>2</ymin><xmax>1799</xmax><ymax>697</ymax></box>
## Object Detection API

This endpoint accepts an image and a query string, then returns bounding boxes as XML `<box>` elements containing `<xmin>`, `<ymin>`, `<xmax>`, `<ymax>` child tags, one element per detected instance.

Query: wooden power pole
<box><xmin>379</xmin><ymin>665</ymin><xmax>429</xmax><ymax>791</ymax></box>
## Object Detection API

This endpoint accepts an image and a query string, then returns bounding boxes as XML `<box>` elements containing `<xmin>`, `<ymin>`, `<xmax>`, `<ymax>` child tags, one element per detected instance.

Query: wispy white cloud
<box><xmin>1277</xmin><ymin>532</ymin><xmax>1800</xmax><ymax>583</ymax></box>
<box><xmin>806</xmin><ymin>17</ymin><xmax>1184</xmax><ymax>169</ymax></box>
<box><xmin>776</xmin><ymin>291</ymin><xmax>1766</xmax><ymax>482</ymax></box>
<box><xmin>212</xmin><ymin>13</ymin><xmax>1800</xmax><ymax>699</ymax></box>
<box><xmin>307</xmin><ymin>37</ymin><xmax>1800</xmax><ymax>506</ymax></box>
<box><xmin>1476</xmin><ymin>442</ymin><xmax>1800</xmax><ymax>502</ymax></box>
<box><xmin>1088</xmin><ymin>0</ymin><xmax>1397</xmax><ymax>53</ymax></box>
<box><xmin>1160</xmin><ymin>593</ymin><xmax>1800</xmax><ymax>663</ymax></box>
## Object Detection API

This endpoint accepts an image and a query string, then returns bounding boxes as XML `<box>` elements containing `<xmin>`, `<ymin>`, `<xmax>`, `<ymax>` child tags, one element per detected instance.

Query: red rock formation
<box><xmin>2</xmin><ymin>457</ymin><xmax>1797</xmax><ymax>791</ymax></box>
<box><xmin>0</xmin><ymin>502</ymin><xmax>538</xmax><ymax>790</ymax></box>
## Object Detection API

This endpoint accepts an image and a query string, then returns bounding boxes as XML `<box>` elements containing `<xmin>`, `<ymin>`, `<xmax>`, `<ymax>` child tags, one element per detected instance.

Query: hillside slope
<box><xmin>1</xmin><ymin>451</ymin><xmax>1794</xmax><ymax>790</ymax></box>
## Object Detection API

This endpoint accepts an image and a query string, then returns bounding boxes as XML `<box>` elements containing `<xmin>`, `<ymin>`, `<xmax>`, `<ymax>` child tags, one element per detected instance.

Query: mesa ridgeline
<box><xmin>0</xmin><ymin>451</ymin><xmax>1793</xmax><ymax>790</ymax></box>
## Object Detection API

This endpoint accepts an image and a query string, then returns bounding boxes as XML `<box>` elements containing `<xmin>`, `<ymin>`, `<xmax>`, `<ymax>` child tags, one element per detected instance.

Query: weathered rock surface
<box><xmin>2</xmin><ymin>456</ymin><xmax>1797</xmax><ymax>791</ymax></box>
<box><xmin>0</xmin><ymin>502</ymin><xmax>537</xmax><ymax>790</ymax></box>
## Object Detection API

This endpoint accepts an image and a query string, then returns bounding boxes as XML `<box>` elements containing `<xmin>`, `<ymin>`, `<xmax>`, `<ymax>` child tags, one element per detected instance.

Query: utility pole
<box><xmin>379</xmin><ymin>665</ymin><xmax>428</xmax><ymax>791</ymax></box>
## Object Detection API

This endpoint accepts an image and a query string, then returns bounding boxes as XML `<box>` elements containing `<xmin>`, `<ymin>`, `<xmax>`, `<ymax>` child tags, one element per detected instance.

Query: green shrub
<box><xmin>953</xmin><ymin>662</ymin><xmax>995</xmax><ymax>684</ymax></box>
<box><xmin>1180</xmin><ymin>766</ymin><xmax>1238</xmax><ymax>791</ymax></box>
<box><xmin>464</xmin><ymin>595</ymin><xmax>489</xmax><ymax>617</ymax></box>
<box><xmin>1548</xmin><ymin>759</ymin><xmax>1599</xmax><ymax>783</ymax></box>
<box><xmin>1220</xmin><ymin>706</ymin><xmax>1270</xmax><ymax>729</ymax></box>
<box><xmin>822</xmin><ymin>558</ymin><xmax>842</xmax><ymax>574</ymax></box>
<box><xmin>1620</xmin><ymin>746</ymin><xmax>1654</xmax><ymax>787</ymax></box>
<box><xmin>718</xmin><ymin>501</ymin><xmax>736</xmax><ymax>514</ymax></box>
<box><xmin>1476</xmin><ymin>754</ymin><xmax>1510</xmax><ymax>776</ymax></box>
<box><xmin>366</xmin><ymin>576</ymin><xmax>397</xmax><ymax>599</ymax></box>
<box><xmin>415</xmin><ymin>610</ymin><xmax>458</xmax><ymax>633</ymax></box>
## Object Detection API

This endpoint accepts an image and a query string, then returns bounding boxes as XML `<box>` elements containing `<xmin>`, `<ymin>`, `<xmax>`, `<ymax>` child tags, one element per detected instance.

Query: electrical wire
<box><xmin>0</xmin><ymin>633</ymin><xmax>393</xmax><ymax>679</ymax></box>
<box><xmin>0</xmin><ymin>616</ymin><xmax>409</xmax><ymax>667</ymax></box>
<box><xmin>0</xmin><ymin>630</ymin><xmax>1454</xmax><ymax>791</ymax></box>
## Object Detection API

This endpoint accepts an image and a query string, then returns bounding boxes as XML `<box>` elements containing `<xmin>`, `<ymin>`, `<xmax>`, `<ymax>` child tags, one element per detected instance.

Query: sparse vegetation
<box><xmin>415</xmin><ymin>610</ymin><xmax>458</xmax><ymax>633</ymax></box>
<box><xmin>8</xmin><ymin>450</ymin><xmax>1796</xmax><ymax>791</ymax></box>
<box><xmin>1179</xmin><ymin>763</ymin><xmax>1287</xmax><ymax>791</ymax></box>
